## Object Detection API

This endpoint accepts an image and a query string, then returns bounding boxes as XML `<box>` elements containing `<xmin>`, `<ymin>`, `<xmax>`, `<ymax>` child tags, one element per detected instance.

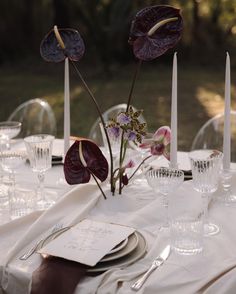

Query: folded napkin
<box><xmin>52</xmin><ymin>155</ymin><xmax>63</xmax><ymax>166</ymax></box>
<box><xmin>30</xmin><ymin>256</ymin><xmax>87</xmax><ymax>294</ymax></box>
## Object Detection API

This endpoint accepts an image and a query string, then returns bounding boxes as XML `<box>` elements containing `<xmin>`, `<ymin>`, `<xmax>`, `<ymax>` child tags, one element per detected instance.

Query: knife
<box><xmin>131</xmin><ymin>244</ymin><xmax>171</xmax><ymax>291</ymax></box>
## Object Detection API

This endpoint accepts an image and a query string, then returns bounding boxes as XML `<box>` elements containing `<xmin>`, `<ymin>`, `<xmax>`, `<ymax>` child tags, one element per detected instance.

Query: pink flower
<box><xmin>125</xmin><ymin>160</ymin><xmax>135</xmax><ymax>169</ymax></box>
<box><xmin>140</xmin><ymin>126</ymin><xmax>171</xmax><ymax>160</ymax></box>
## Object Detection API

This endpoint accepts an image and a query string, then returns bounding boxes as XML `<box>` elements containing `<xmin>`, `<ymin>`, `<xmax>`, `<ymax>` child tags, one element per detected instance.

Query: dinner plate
<box><xmin>87</xmin><ymin>231</ymin><xmax>147</xmax><ymax>273</ymax></box>
<box><xmin>108</xmin><ymin>237</ymin><xmax>128</xmax><ymax>255</ymax></box>
<box><xmin>100</xmin><ymin>232</ymin><xmax>139</xmax><ymax>262</ymax></box>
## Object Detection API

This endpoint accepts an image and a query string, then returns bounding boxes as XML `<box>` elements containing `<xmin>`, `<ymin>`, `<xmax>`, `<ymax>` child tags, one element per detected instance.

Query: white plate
<box><xmin>87</xmin><ymin>231</ymin><xmax>147</xmax><ymax>273</ymax></box>
<box><xmin>100</xmin><ymin>232</ymin><xmax>138</xmax><ymax>262</ymax></box>
<box><xmin>108</xmin><ymin>237</ymin><xmax>128</xmax><ymax>255</ymax></box>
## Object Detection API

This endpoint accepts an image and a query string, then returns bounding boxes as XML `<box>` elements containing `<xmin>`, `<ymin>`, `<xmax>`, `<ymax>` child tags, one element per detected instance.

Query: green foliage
<box><xmin>1</xmin><ymin>0</ymin><xmax>236</xmax><ymax>67</ymax></box>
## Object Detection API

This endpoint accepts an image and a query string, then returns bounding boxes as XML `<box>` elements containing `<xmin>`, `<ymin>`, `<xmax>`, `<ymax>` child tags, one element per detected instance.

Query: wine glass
<box><xmin>0</xmin><ymin>121</ymin><xmax>22</xmax><ymax>149</ymax></box>
<box><xmin>146</xmin><ymin>167</ymin><xmax>184</xmax><ymax>229</ymax></box>
<box><xmin>0</xmin><ymin>121</ymin><xmax>22</xmax><ymax>197</ymax></box>
<box><xmin>189</xmin><ymin>150</ymin><xmax>223</xmax><ymax>236</ymax></box>
<box><xmin>24</xmin><ymin>134</ymin><xmax>55</xmax><ymax>210</ymax></box>
<box><xmin>0</xmin><ymin>150</ymin><xmax>30</xmax><ymax>219</ymax></box>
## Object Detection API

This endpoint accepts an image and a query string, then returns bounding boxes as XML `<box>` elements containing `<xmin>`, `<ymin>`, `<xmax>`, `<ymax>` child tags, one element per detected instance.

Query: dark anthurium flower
<box><xmin>40</xmin><ymin>26</ymin><xmax>85</xmax><ymax>63</ymax></box>
<box><xmin>64</xmin><ymin>139</ymin><xmax>108</xmax><ymax>186</ymax></box>
<box><xmin>129</xmin><ymin>5</ymin><xmax>183</xmax><ymax>61</ymax></box>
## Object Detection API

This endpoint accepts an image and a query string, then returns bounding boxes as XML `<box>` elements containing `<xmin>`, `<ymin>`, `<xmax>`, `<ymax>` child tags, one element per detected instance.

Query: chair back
<box><xmin>191</xmin><ymin>111</ymin><xmax>236</xmax><ymax>162</ymax></box>
<box><xmin>8</xmin><ymin>98</ymin><xmax>57</xmax><ymax>138</ymax></box>
<box><xmin>89</xmin><ymin>104</ymin><xmax>146</xmax><ymax>146</ymax></box>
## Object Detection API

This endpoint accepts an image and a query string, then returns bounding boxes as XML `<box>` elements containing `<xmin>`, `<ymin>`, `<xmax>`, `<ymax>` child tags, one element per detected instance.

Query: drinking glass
<box><xmin>24</xmin><ymin>134</ymin><xmax>55</xmax><ymax>210</ymax></box>
<box><xmin>189</xmin><ymin>150</ymin><xmax>223</xmax><ymax>236</ymax></box>
<box><xmin>145</xmin><ymin>168</ymin><xmax>184</xmax><ymax>228</ymax></box>
<box><xmin>0</xmin><ymin>121</ymin><xmax>22</xmax><ymax>149</ymax></box>
<box><xmin>0</xmin><ymin>150</ymin><xmax>29</xmax><ymax>219</ymax></box>
<box><xmin>0</xmin><ymin>121</ymin><xmax>21</xmax><ymax>197</ymax></box>
<box><xmin>219</xmin><ymin>169</ymin><xmax>236</xmax><ymax>204</ymax></box>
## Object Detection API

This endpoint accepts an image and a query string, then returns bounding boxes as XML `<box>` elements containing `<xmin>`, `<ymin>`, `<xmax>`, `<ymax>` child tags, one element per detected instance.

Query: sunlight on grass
<box><xmin>196</xmin><ymin>85</ymin><xmax>236</xmax><ymax>118</ymax></box>
<box><xmin>196</xmin><ymin>87</ymin><xmax>224</xmax><ymax>117</ymax></box>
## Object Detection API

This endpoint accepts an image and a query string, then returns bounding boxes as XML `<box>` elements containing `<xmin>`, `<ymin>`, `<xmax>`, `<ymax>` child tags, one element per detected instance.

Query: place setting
<box><xmin>2</xmin><ymin>2</ymin><xmax>236</xmax><ymax>294</ymax></box>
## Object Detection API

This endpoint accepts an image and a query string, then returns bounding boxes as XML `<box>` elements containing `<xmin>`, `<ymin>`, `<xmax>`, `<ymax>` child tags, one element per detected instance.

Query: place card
<box><xmin>38</xmin><ymin>219</ymin><xmax>135</xmax><ymax>267</ymax></box>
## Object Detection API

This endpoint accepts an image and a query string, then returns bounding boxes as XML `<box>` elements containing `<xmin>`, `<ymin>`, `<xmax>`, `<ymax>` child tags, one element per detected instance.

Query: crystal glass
<box><xmin>0</xmin><ymin>121</ymin><xmax>21</xmax><ymax>198</ymax></box>
<box><xmin>219</xmin><ymin>169</ymin><xmax>236</xmax><ymax>204</ymax></box>
<box><xmin>0</xmin><ymin>150</ymin><xmax>28</xmax><ymax>219</ymax></box>
<box><xmin>189</xmin><ymin>149</ymin><xmax>223</xmax><ymax>236</ymax></box>
<box><xmin>0</xmin><ymin>121</ymin><xmax>22</xmax><ymax>149</ymax></box>
<box><xmin>24</xmin><ymin>134</ymin><xmax>54</xmax><ymax>210</ymax></box>
<box><xmin>171</xmin><ymin>216</ymin><xmax>203</xmax><ymax>255</ymax></box>
<box><xmin>146</xmin><ymin>167</ymin><xmax>184</xmax><ymax>228</ymax></box>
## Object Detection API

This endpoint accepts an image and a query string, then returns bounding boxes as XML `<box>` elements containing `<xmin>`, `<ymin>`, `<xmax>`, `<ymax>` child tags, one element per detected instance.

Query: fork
<box><xmin>19</xmin><ymin>223</ymin><xmax>64</xmax><ymax>260</ymax></box>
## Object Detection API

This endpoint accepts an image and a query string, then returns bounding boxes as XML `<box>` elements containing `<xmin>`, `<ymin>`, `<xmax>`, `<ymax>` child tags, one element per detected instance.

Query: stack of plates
<box><xmin>87</xmin><ymin>231</ymin><xmax>147</xmax><ymax>273</ymax></box>
<box><xmin>39</xmin><ymin>228</ymin><xmax>147</xmax><ymax>273</ymax></box>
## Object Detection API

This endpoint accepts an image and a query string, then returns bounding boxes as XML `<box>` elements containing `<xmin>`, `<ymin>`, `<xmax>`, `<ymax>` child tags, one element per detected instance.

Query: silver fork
<box><xmin>19</xmin><ymin>223</ymin><xmax>64</xmax><ymax>260</ymax></box>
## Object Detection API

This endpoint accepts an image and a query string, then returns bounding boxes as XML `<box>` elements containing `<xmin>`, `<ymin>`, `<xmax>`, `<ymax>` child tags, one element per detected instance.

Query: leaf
<box><xmin>40</xmin><ymin>28</ymin><xmax>85</xmax><ymax>63</ymax></box>
<box><xmin>129</xmin><ymin>5</ymin><xmax>183</xmax><ymax>61</ymax></box>
<box><xmin>64</xmin><ymin>139</ymin><xmax>108</xmax><ymax>185</ymax></box>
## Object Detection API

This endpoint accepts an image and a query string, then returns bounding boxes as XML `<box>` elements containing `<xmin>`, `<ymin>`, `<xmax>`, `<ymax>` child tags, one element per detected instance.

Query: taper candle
<box><xmin>170</xmin><ymin>52</ymin><xmax>178</xmax><ymax>168</ymax></box>
<box><xmin>64</xmin><ymin>57</ymin><xmax>70</xmax><ymax>157</ymax></box>
<box><xmin>223</xmin><ymin>52</ymin><xmax>231</xmax><ymax>170</ymax></box>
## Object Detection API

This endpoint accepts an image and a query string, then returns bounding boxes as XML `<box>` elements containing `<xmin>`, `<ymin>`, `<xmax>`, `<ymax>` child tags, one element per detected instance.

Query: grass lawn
<box><xmin>0</xmin><ymin>62</ymin><xmax>235</xmax><ymax>151</ymax></box>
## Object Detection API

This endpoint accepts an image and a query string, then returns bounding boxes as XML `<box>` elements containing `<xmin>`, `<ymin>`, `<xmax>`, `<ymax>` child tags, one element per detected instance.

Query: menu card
<box><xmin>38</xmin><ymin>219</ymin><xmax>135</xmax><ymax>267</ymax></box>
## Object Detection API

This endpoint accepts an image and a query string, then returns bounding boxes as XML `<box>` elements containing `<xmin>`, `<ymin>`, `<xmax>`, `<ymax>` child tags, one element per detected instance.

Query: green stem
<box><xmin>128</xmin><ymin>155</ymin><xmax>152</xmax><ymax>182</ymax></box>
<box><xmin>118</xmin><ymin>60</ymin><xmax>142</xmax><ymax>194</ymax></box>
<box><xmin>71</xmin><ymin>61</ymin><xmax>115</xmax><ymax>193</ymax></box>
<box><xmin>89</xmin><ymin>171</ymin><xmax>107</xmax><ymax>200</ymax></box>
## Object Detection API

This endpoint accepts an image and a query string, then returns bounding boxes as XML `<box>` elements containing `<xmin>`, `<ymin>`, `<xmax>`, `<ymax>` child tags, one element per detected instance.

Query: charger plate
<box><xmin>100</xmin><ymin>232</ymin><xmax>138</xmax><ymax>262</ymax></box>
<box><xmin>87</xmin><ymin>232</ymin><xmax>147</xmax><ymax>273</ymax></box>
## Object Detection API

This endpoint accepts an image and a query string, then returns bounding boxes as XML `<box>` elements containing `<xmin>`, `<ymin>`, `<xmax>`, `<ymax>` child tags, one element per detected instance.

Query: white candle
<box><xmin>223</xmin><ymin>52</ymin><xmax>231</xmax><ymax>170</ymax></box>
<box><xmin>64</xmin><ymin>57</ymin><xmax>70</xmax><ymax>157</ymax></box>
<box><xmin>170</xmin><ymin>52</ymin><xmax>178</xmax><ymax>168</ymax></box>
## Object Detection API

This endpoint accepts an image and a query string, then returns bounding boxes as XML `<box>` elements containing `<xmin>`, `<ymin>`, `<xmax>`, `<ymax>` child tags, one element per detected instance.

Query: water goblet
<box><xmin>0</xmin><ymin>150</ymin><xmax>28</xmax><ymax>220</ymax></box>
<box><xmin>0</xmin><ymin>121</ymin><xmax>22</xmax><ymax>149</ymax></box>
<box><xmin>189</xmin><ymin>149</ymin><xmax>223</xmax><ymax>236</ymax></box>
<box><xmin>145</xmin><ymin>167</ymin><xmax>184</xmax><ymax>229</ymax></box>
<box><xmin>0</xmin><ymin>121</ymin><xmax>22</xmax><ymax>197</ymax></box>
<box><xmin>24</xmin><ymin>134</ymin><xmax>55</xmax><ymax>210</ymax></box>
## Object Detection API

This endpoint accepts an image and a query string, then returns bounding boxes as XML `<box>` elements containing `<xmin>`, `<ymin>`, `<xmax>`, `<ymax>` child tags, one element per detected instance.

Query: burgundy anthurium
<box><xmin>40</xmin><ymin>26</ymin><xmax>85</xmax><ymax>63</ymax></box>
<box><xmin>64</xmin><ymin>139</ymin><xmax>108</xmax><ymax>186</ymax></box>
<box><xmin>129</xmin><ymin>5</ymin><xmax>183</xmax><ymax>61</ymax></box>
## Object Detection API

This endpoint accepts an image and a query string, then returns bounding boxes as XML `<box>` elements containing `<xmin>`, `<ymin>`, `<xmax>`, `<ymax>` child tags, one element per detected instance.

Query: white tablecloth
<box><xmin>1</xmin><ymin>141</ymin><xmax>236</xmax><ymax>294</ymax></box>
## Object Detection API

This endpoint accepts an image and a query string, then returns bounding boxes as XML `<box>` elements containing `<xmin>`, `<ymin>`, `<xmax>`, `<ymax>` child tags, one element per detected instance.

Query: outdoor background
<box><xmin>0</xmin><ymin>0</ymin><xmax>236</xmax><ymax>150</ymax></box>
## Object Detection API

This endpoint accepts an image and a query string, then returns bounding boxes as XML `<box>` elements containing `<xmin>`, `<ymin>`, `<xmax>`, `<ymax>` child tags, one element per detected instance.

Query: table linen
<box><xmin>0</xmin><ymin>141</ymin><xmax>236</xmax><ymax>293</ymax></box>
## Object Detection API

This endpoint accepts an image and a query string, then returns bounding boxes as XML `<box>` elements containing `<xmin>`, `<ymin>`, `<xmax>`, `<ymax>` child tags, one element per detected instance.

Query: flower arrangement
<box><xmin>40</xmin><ymin>5</ymin><xmax>183</xmax><ymax>197</ymax></box>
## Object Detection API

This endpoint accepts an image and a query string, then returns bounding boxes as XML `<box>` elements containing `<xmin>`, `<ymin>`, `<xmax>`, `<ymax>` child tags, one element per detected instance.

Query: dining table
<box><xmin>0</xmin><ymin>139</ymin><xmax>236</xmax><ymax>294</ymax></box>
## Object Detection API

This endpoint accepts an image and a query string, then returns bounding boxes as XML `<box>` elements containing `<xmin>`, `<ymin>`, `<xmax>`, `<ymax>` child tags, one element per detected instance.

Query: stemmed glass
<box><xmin>189</xmin><ymin>150</ymin><xmax>223</xmax><ymax>236</ymax></box>
<box><xmin>0</xmin><ymin>121</ymin><xmax>22</xmax><ymax>197</ymax></box>
<box><xmin>24</xmin><ymin>134</ymin><xmax>55</xmax><ymax>210</ymax></box>
<box><xmin>146</xmin><ymin>167</ymin><xmax>184</xmax><ymax>229</ymax></box>
<box><xmin>0</xmin><ymin>150</ymin><xmax>29</xmax><ymax>219</ymax></box>
<box><xmin>0</xmin><ymin>121</ymin><xmax>22</xmax><ymax>149</ymax></box>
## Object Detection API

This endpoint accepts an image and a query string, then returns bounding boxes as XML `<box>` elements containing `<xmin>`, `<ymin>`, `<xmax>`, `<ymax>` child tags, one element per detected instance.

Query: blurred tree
<box><xmin>0</xmin><ymin>0</ymin><xmax>236</xmax><ymax>67</ymax></box>
<box><xmin>53</xmin><ymin>0</ymin><xmax>70</xmax><ymax>27</ymax></box>
<box><xmin>71</xmin><ymin>0</ymin><xmax>132</xmax><ymax>74</ymax></box>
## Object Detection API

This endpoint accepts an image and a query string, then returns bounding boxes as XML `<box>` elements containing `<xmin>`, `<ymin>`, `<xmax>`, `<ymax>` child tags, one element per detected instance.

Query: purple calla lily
<box><xmin>40</xmin><ymin>27</ymin><xmax>85</xmax><ymax>63</ymax></box>
<box><xmin>64</xmin><ymin>139</ymin><xmax>108</xmax><ymax>185</ymax></box>
<box><xmin>129</xmin><ymin>5</ymin><xmax>183</xmax><ymax>61</ymax></box>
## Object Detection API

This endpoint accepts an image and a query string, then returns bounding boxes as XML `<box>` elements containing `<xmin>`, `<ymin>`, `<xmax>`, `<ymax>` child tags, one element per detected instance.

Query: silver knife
<box><xmin>131</xmin><ymin>244</ymin><xmax>171</xmax><ymax>291</ymax></box>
